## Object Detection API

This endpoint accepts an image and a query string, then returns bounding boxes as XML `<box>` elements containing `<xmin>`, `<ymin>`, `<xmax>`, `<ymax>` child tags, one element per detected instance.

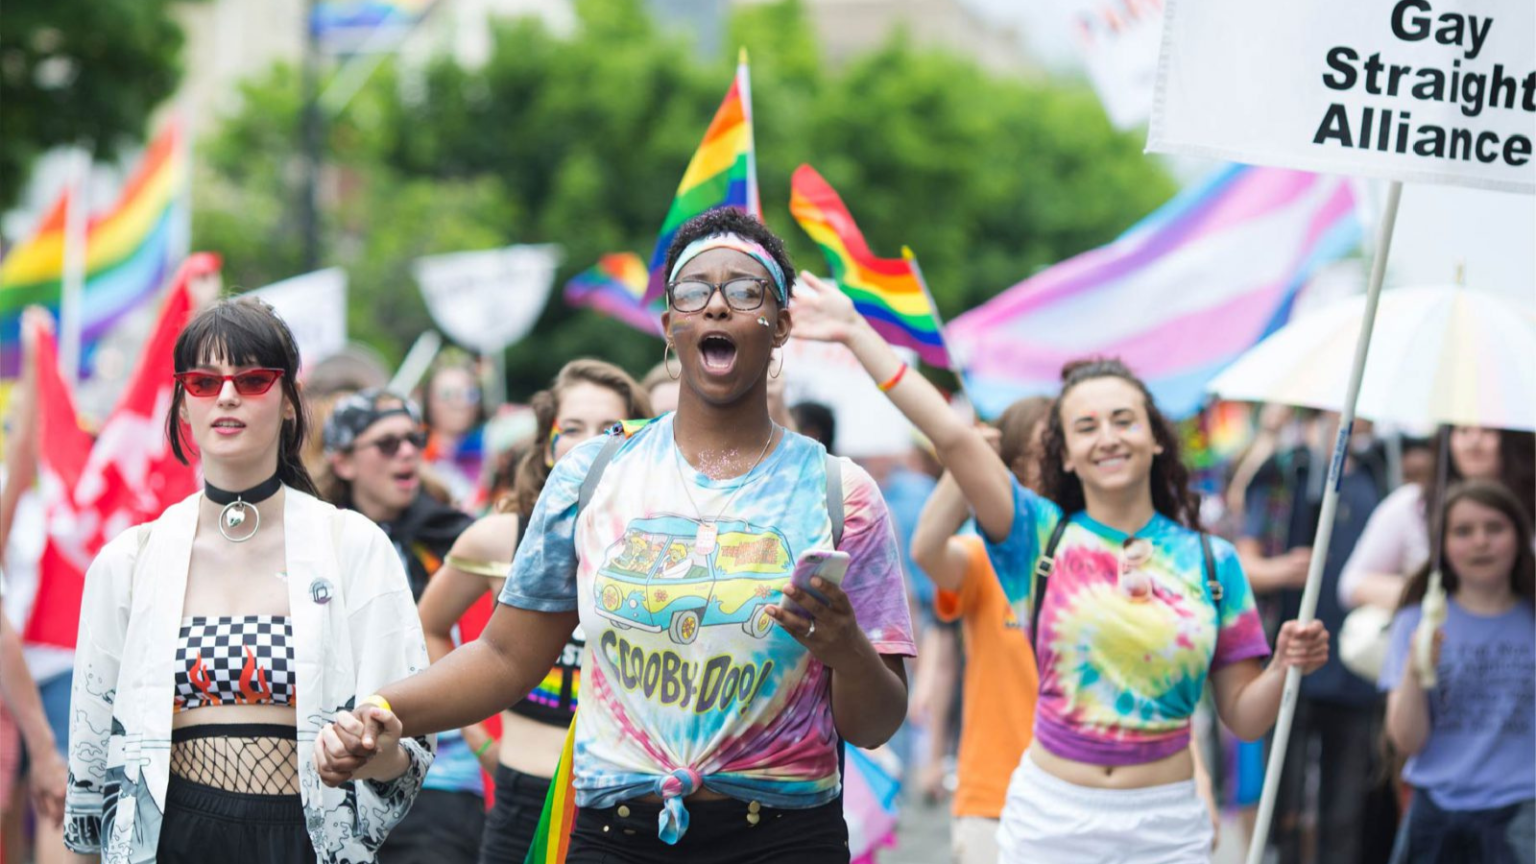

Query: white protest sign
<box><xmin>781</xmin><ymin>338</ymin><xmax>917</xmax><ymax>458</ymax></box>
<box><xmin>1059</xmin><ymin>0</ymin><xmax>1165</xmax><ymax>129</ymax></box>
<box><xmin>247</xmin><ymin>267</ymin><xmax>348</xmax><ymax>367</ymax></box>
<box><xmin>1149</xmin><ymin>0</ymin><xmax>1535</xmax><ymax>194</ymax></box>
<box><xmin>413</xmin><ymin>244</ymin><xmax>561</xmax><ymax>353</ymax></box>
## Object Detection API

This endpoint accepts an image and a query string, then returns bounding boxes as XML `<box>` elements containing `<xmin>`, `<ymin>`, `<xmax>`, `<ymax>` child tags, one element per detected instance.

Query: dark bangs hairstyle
<box><xmin>1040</xmin><ymin>358</ymin><xmax>1201</xmax><ymax>529</ymax></box>
<box><xmin>167</xmin><ymin>296</ymin><xmax>318</xmax><ymax>496</ymax></box>
<box><xmin>662</xmin><ymin>208</ymin><xmax>796</xmax><ymax>308</ymax></box>
<box><xmin>1399</xmin><ymin>480</ymin><xmax>1535</xmax><ymax>610</ymax></box>
<box><xmin>513</xmin><ymin>359</ymin><xmax>653</xmax><ymax>519</ymax></box>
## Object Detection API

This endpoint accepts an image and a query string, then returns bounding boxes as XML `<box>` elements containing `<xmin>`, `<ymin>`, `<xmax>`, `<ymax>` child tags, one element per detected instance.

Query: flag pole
<box><xmin>59</xmin><ymin>147</ymin><xmax>92</xmax><ymax>386</ymax></box>
<box><xmin>902</xmin><ymin>246</ymin><xmax>978</xmax><ymax>415</ymax></box>
<box><xmin>1244</xmin><ymin>180</ymin><xmax>1403</xmax><ymax>864</ymax></box>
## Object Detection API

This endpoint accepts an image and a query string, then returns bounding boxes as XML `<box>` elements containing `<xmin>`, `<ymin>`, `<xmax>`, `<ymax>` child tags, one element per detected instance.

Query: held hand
<box><xmin>28</xmin><ymin>747</ymin><xmax>67</xmax><ymax>827</ymax></box>
<box><xmin>314</xmin><ymin>705</ymin><xmax>400</xmax><ymax>787</ymax></box>
<box><xmin>787</xmin><ymin>273</ymin><xmax>862</xmax><ymax>344</ymax></box>
<box><xmin>1271</xmin><ymin>619</ymin><xmax>1329</xmax><ymax>676</ymax></box>
<box><xmin>20</xmin><ymin>306</ymin><xmax>54</xmax><ymax>353</ymax></box>
<box><xmin>767</xmin><ymin>577</ymin><xmax>869</xmax><ymax>671</ymax></box>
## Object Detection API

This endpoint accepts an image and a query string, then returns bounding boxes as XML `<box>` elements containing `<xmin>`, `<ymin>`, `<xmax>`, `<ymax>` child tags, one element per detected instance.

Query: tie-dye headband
<box><xmin>668</xmin><ymin>232</ymin><xmax>788</xmax><ymax>304</ymax></box>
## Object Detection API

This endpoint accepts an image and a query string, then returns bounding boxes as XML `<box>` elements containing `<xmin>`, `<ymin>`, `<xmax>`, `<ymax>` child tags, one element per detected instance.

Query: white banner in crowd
<box><xmin>413</xmin><ymin>244</ymin><xmax>561</xmax><ymax>354</ymax></box>
<box><xmin>781</xmin><ymin>338</ymin><xmax>917</xmax><ymax>459</ymax></box>
<box><xmin>248</xmin><ymin>267</ymin><xmax>348</xmax><ymax>367</ymax></box>
<box><xmin>1059</xmin><ymin>0</ymin><xmax>1164</xmax><ymax>129</ymax></box>
<box><xmin>1149</xmin><ymin>0</ymin><xmax>1536</xmax><ymax>194</ymax></box>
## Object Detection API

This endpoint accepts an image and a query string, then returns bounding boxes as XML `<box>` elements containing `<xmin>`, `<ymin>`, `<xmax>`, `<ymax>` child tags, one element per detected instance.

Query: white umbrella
<box><xmin>1207</xmin><ymin>285</ymin><xmax>1536</xmax><ymax>432</ymax></box>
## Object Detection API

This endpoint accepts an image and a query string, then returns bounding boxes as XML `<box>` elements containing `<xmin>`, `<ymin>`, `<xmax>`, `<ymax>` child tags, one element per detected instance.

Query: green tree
<box><xmin>194</xmin><ymin>0</ymin><xmax>1175</xmax><ymax>398</ymax></box>
<box><xmin>0</xmin><ymin>0</ymin><xmax>192</xmax><ymax>210</ymax></box>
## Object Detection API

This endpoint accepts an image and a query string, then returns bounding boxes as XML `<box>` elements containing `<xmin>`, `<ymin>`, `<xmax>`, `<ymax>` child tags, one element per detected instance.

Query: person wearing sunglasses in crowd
<box><xmin>789</xmin><ymin>275</ymin><xmax>1330</xmax><ymax>863</ymax></box>
<box><xmin>65</xmin><ymin>297</ymin><xmax>432</xmax><ymax>864</ymax></box>
<box><xmin>417</xmin><ymin>359</ymin><xmax>651</xmax><ymax>864</ymax></box>
<box><xmin>315</xmin><ymin>209</ymin><xmax>915</xmax><ymax>864</ymax></box>
<box><xmin>317</xmin><ymin>389</ymin><xmax>483</xmax><ymax>864</ymax></box>
<box><xmin>420</xmin><ymin>359</ymin><xmax>491</xmax><ymax>509</ymax></box>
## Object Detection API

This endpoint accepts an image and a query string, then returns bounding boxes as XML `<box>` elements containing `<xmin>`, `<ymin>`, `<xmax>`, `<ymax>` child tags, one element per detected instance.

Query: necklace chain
<box><xmin>674</xmin><ymin>424</ymin><xmax>777</xmax><ymax>527</ymax></box>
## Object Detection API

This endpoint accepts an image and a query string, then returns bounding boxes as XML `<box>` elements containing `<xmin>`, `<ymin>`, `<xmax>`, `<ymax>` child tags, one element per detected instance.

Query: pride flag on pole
<box><xmin>789</xmin><ymin>164</ymin><xmax>952</xmax><ymax>368</ymax></box>
<box><xmin>642</xmin><ymin>50</ymin><xmax>759</xmax><ymax>306</ymax></box>
<box><xmin>949</xmin><ymin>165</ymin><xmax>1360</xmax><ymax>418</ymax></box>
<box><xmin>564</xmin><ymin>253</ymin><xmax>662</xmax><ymax>336</ymax></box>
<box><xmin>0</xmin><ymin>120</ymin><xmax>185</xmax><ymax>379</ymax></box>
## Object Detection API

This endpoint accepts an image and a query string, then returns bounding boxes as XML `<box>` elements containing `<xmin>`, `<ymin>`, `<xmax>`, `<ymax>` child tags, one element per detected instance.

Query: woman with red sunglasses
<box><xmin>65</xmin><ymin>296</ymin><xmax>433</xmax><ymax>864</ymax></box>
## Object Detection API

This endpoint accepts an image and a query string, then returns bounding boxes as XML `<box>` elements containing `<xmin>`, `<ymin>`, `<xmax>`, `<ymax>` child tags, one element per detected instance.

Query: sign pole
<box><xmin>1244</xmin><ymin>180</ymin><xmax>1403</xmax><ymax>864</ymax></box>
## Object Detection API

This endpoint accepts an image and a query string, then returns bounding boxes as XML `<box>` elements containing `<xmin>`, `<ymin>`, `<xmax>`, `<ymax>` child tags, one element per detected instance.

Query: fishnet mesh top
<box><xmin>170</xmin><ymin>724</ymin><xmax>300</xmax><ymax>795</ymax></box>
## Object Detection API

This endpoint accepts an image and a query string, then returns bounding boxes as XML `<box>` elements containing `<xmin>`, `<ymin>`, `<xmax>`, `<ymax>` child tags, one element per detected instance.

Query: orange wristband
<box><xmin>877</xmin><ymin>363</ymin><xmax>908</xmax><ymax>393</ymax></box>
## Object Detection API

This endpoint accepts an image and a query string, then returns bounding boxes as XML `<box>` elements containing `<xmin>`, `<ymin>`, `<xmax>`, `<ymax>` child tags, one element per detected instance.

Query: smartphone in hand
<box><xmin>789</xmin><ymin>549</ymin><xmax>850</xmax><ymax>609</ymax></box>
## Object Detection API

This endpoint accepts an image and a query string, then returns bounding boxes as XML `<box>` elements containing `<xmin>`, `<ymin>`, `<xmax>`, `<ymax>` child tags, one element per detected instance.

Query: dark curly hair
<box><xmin>663</xmin><ymin>208</ymin><xmax>795</xmax><ymax>306</ymax></box>
<box><xmin>1040</xmin><ymin>357</ymin><xmax>1202</xmax><ymax>529</ymax></box>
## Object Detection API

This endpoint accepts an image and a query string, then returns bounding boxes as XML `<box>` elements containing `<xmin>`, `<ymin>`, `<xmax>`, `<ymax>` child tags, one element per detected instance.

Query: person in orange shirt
<box><xmin>911</xmin><ymin>397</ymin><xmax>1049</xmax><ymax>864</ymax></box>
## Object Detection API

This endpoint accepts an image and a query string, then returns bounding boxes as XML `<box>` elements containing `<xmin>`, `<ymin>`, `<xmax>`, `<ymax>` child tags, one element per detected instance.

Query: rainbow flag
<box><xmin>949</xmin><ymin>165</ymin><xmax>1360</xmax><ymax>419</ymax></box>
<box><xmin>642</xmin><ymin>50</ymin><xmax>759</xmax><ymax>306</ymax></box>
<box><xmin>789</xmin><ymin>164</ymin><xmax>952</xmax><ymax>368</ymax></box>
<box><xmin>0</xmin><ymin>121</ymin><xmax>184</xmax><ymax>379</ymax></box>
<box><xmin>564</xmin><ymin>253</ymin><xmax>663</xmax><ymax>336</ymax></box>
<box><xmin>523</xmin><ymin>720</ymin><xmax>578</xmax><ymax>864</ymax></box>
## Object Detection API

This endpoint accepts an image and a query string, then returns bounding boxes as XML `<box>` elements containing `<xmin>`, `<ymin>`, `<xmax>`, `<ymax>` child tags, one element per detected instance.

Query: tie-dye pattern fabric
<box><xmin>500</xmin><ymin>417</ymin><xmax>914</xmax><ymax>836</ymax></box>
<box><xmin>984</xmin><ymin>480</ymin><xmax>1268</xmax><ymax>766</ymax></box>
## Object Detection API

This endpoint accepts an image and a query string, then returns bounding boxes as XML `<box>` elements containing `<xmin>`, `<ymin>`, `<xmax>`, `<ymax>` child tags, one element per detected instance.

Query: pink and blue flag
<box><xmin>949</xmin><ymin>164</ymin><xmax>1360</xmax><ymax>418</ymax></box>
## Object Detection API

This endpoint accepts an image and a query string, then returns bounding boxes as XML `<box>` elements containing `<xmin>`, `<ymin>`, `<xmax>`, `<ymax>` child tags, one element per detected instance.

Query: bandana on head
<box><xmin>668</xmin><ymin>232</ymin><xmax>788</xmax><ymax>305</ymax></box>
<box><xmin>323</xmin><ymin>388</ymin><xmax>422</xmax><ymax>453</ymax></box>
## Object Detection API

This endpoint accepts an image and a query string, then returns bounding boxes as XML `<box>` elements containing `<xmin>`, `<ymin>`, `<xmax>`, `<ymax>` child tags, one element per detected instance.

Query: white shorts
<box><xmin>997</xmin><ymin>755</ymin><xmax>1213</xmax><ymax>864</ymax></box>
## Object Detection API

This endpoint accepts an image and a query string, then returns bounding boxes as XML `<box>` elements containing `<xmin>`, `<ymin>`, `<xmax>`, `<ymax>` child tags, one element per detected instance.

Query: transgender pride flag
<box><xmin>949</xmin><ymin>165</ymin><xmax>1360</xmax><ymax>419</ymax></box>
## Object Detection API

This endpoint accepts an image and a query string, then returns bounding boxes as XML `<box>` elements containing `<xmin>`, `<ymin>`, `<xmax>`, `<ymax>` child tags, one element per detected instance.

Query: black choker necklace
<box><xmin>205</xmin><ymin>473</ymin><xmax>281</xmax><ymax>543</ymax></box>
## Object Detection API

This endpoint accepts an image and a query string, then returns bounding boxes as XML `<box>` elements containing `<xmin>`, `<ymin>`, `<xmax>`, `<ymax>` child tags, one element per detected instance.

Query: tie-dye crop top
<box><xmin>174</xmin><ymin>616</ymin><xmax>296</xmax><ymax>711</ymax></box>
<box><xmin>984</xmin><ymin>481</ymin><xmax>1269</xmax><ymax>766</ymax></box>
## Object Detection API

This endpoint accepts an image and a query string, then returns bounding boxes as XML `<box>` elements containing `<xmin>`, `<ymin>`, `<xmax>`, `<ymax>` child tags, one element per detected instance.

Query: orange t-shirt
<box><xmin>934</xmin><ymin>535</ymin><xmax>1039</xmax><ymax>819</ymax></box>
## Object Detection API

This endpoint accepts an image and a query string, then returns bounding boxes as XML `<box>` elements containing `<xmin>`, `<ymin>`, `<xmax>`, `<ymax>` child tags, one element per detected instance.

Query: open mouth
<box><xmin>698</xmin><ymin>334</ymin><xmax>738</xmax><ymax>374</ymax></box>
<box><xmin>212</xmin><ymin>419</ymin><xmax>246</xmax><ymax>435</ymax></box>
<box><xmin>392</xmin><ymin>470</ymin><xmax>418</xmax><ymax>490</ymax></box>
<box><xmin>1094</xmin><ymin>454</ymin><xmax>1130</xmax><ymax>469</ymax></box>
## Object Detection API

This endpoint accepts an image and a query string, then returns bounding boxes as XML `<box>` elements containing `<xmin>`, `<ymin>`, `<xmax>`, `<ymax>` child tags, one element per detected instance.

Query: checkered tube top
<box><xmin>175</xmin><ymin>616</ymin><xmax>296</xmax><ymax>712</ymax></box>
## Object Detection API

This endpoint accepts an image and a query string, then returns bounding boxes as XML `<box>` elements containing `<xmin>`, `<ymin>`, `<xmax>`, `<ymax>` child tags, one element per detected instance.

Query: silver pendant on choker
<box><xmin>218</xmin><ymin>499</ymin><xmax>260</xmax><ymax>543</ymax></box>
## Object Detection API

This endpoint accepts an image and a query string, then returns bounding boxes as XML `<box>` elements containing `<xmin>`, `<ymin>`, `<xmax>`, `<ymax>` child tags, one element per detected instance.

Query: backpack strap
<box><xmin>825</xmin><ymin>454</ymin><xmax>845</xmax><ymax>549</ymax></box>
<box><xmin>576</xmin><ymin>430</ymin><xmax>628</xmax><ymax>518</ymax></box>
<box><xmin>1030</xmin><ymin>518</ymin><xmax>1071</xmax><ymax>656</ymax></box>
<box><xmin>1200</xmin><ymin>532</ymin><xmax>1223</xmax><ymax>606</ymax></box>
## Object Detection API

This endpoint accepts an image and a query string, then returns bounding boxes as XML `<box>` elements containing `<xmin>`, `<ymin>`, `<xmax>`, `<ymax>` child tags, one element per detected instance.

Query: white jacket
<box><xmin>64</xmin><ymin>489</ymin><xmax>434</xmax><ymax>863</ymax></box>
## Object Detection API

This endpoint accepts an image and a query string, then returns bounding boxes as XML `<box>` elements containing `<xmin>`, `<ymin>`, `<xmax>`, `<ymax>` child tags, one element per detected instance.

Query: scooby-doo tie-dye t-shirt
<box><xmin>985</xmin><ymin>480</ymin><xmax>1268</xmax><ymax>766</ymax></box>
<box><xmin>501</xmin><ymin>417</ymin><xmax>914</xmax><ymax>839</ymax></box>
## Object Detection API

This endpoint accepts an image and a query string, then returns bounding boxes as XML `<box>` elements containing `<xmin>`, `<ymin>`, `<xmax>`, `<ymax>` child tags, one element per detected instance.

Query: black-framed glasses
<box><xmin>354</xmin><ymin>430</ymin><xmax>427</xmax><ymax>457</ymax></box>
<box><xmin>667</xmin><ymin>277</ymin><xmax>769</xmax><ymax>313</ymax></box>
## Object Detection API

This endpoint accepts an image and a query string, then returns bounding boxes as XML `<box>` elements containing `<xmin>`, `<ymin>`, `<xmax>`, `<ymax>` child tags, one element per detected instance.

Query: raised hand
<box><xmin>788</xmin><ymin>272</ymin><xmax>863</xmax><ymax>345</ymax></box>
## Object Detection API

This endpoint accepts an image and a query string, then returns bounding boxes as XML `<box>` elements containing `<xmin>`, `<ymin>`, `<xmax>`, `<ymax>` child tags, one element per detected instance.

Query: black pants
<box><xmin>157</xmin><ymin>774</ymin><xmax>312</xmax><ymax>863</ymax></box>
<box><xmin>567</xmin><ymin>797</ymin><xmax>848</xmax><ymax>864</ymax></box>
<box><xmin>479</xmin><ymin>765</ymin><xmax>552</xmax><ymax>864</ymax></box>
<box><xmin>379</xmin><ymin>788</ymin><xmax>486</xmax><ymax>864</ymax></box>
<box><xmin>1391</xmin><ymin>794</ymin><xmax>1535</xmax><ymax>864</ymax></box>
<box><xmin>1271</xmin><ymin>698</ymin><xmax>1400</xmax><ymax>864</ymax></box>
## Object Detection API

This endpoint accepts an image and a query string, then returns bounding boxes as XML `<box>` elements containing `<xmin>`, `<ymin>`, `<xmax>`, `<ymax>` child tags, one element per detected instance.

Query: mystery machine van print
<box><xmin>593</xmin><ymin>515</ymin><xmax>792</xmax><ymax>645</ymax></box>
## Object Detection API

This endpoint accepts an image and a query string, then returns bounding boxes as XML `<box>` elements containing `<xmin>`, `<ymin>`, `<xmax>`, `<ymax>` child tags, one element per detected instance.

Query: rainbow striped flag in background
<box><xmin>789</xmin><ymin>164</ymin><xmax>952</xmax><ymax>369</ymax></box>
<box><xmin>564</xmin><ymin>252</ymin><xmax>663</xmax><ymax>336</ymax></box>
<box><xmin>948</xmin><ymin>164</ymin><xmax>1361</xmax><ymax>419</ymax></box>
<box><xmin>0</xmin><ymin>120</ymin><xmax>185</xmax><ymax>379</ymax></box>
<box><xmin>642</xmin><ymin>50</ymin><xmax>759</xmax><ymax>306</ymax></box>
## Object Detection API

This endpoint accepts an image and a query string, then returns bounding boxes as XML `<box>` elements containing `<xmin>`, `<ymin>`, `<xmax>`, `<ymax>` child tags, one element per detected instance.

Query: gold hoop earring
<box><xmin>769</xmin><ymin>349</ymin><xmax>784</xmax><ymax>379</ymax></box>
<box><xmin>664</xmin><ymin>342</ymin><xmax>681</xmax><ymax>380</ymax></box>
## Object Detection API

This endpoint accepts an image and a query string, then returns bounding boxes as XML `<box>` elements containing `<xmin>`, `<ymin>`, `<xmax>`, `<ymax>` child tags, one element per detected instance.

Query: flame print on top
<box><xmin>174</xmin><ymin>616</ymin><xmax>296</xmax><ymax>712</ymax></box>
